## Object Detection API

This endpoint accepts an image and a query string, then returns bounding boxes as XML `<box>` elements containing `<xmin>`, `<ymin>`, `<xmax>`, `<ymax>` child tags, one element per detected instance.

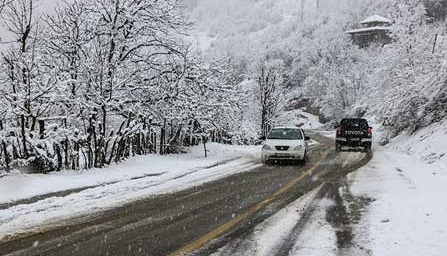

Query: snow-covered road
<box><xmin>0</xmin><ymin>143</ymin><xmax>261</xmax><ymax>240</ymax></box>
<box><xmin>3</xmin><ymin>125</ymin><xmax>445</xmax><ymax>256</ymax></box>
<box><xmin>2</xmin><ymin>132</ymin><xmax>364</xmax><ymax>256</ymax></box>
<box><xmin>211</xmin><ymin>186</ymin><xmax>334</xmax><ymax>256</ymax></box>
<box><xmin>210</xmin><ymin>122</ymin><xmax>447</xmax><ymax>256</ymax></box>
<box><xmin>0</xmin><ymin>143</ymin><xmax>260</xmax><ymax>205</ymax></box>
<box><xmin>208</xmin><ymin>151</ymin><xmax>368</xmax><ymax>256</ymax></box>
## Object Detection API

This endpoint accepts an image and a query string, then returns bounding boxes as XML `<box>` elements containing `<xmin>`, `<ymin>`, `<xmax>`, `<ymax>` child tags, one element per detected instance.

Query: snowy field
<box><xmin>348</xmin><ymin>120</ymin><xmax>447</xmax><ymax>256</ymax></box>
<box><xmin>0</xmin><ymin>143</ymin><xmax>261</xmax><ymax>240</ymax></box>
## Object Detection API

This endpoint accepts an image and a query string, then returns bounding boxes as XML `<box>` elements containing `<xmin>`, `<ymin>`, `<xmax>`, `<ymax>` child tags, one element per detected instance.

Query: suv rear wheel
<box><xmin>364</xmin><ymin>143</ymin><xmax>372</xmax><ymax>152</ymax></box>
<box><xmin>336</xmin><ymin>142</ymin><xmax>342</xmax><ymax>151</ymax></box>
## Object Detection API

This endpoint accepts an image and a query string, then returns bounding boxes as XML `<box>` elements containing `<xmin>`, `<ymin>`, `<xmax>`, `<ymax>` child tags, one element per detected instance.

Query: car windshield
<box><xmin>340</xmin><ymin>119</ymin><xmax>368</xmax><ymax>129</ymax></box>
<box><xmin>267</xmin><ymin>128</ymin><xmax>303</xmax><ymax>140</ymax></box>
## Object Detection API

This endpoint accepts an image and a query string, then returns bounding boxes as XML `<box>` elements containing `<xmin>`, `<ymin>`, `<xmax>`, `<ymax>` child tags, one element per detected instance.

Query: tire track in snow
<box><xmin>0</xmin><ymin>158</ymin><xmax>259</xmax><ymax>241</ymax></box>
<box><xmin>0</xmin><ymin>172</ymin><xmax>167</xmax><ymax>211</ymax></box>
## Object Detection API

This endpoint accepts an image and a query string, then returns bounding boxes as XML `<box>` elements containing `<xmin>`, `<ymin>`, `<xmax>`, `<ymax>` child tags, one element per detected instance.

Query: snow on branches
<box><xmin>0</xmin><ymin>0</ymin><xmax>244</xmax><ymax>172</ymax></box>
<box><xmin>192</xmin><ymin>0</ymin><xmax>447</xmax><ymax>139</ymax></box>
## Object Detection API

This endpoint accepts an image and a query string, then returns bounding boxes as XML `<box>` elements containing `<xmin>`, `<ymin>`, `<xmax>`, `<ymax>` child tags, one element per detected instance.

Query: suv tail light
<box><xmin>336</xmin><ymin>127</ymin><xmax>342</xmax><ymax>135</ymax></box>
<box><xmin>367</xmin><ymin>127</ymin><xmax>372</xmax><ymax>135</ymax></box>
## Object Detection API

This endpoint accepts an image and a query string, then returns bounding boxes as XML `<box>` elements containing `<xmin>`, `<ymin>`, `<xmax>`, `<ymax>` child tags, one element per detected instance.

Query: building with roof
<box><xmin>346</xmin><ymin>14</ymin><xmax>392</xmax><ymax>47</ymax></box>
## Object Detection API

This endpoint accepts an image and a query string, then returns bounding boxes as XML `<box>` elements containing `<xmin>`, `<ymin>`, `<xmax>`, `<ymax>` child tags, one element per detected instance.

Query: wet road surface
<box><xmin>0</xmin><ymin>133</ymin><xmax>371</xmax><ymax>256</ymax></box>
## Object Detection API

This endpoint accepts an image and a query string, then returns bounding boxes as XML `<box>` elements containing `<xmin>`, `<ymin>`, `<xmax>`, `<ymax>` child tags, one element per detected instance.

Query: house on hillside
<box><xmin>346</xmin><ymin>14</ymin><xmax>392</xmax><ymax>47</ymax></box>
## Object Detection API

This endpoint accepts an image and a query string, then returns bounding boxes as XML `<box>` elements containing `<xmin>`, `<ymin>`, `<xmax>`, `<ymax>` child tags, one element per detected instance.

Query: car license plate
<box><xmin>349</xmin><ymin>138</ymin><xmax>360</xmax><ymax>141</ymax></box>
<box><xmin>275</xmin><ymin>153</ymin><xmax>289</xmax><ymax>157</ymax></box>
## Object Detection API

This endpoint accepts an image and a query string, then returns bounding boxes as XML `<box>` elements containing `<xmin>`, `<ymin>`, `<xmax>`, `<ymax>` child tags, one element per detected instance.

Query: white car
<box><xmin>261</xmin><ymin>127</ymin><xmax>310</xmax><ymax>165</ymax></box>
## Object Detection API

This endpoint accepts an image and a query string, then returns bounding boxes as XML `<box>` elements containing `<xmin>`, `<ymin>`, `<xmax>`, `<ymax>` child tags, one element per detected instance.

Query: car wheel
<box><xmin>299</xmin><ymin>151</ymin><xmax>307</xmax><ymax>166</ymax></box>
<box><xmin>364</xmin><ymin>143</ymin><xmax>372</xmax><ymax>152</ymax></box>
<box><xmin>363</xmin><ymin>147</ymin><xmax>368</xmax><ymax>153</ymax></box>
<box><xmin>300</xmin><ymin>159</ymin><xmax>306</xmax><ymax>166</ymax></box>
<box><xmin>336</xmin><ymin>142</ymin><xmax>342</xmax><ymax>151</ymax></box>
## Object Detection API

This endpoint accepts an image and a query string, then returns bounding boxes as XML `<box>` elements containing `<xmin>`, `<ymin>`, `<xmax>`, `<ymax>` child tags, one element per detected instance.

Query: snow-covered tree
<box><xmin>190</xmin><ymin>0</ymin><xmax>447</xmax><ymax>139</ymax></box>
<box><xmin>256</xmin><ymin>60</ymin><xmax>285</xmax><ymax>137</ymax></box>
<box><xmin>0</xmin><ymin>0</ymin><xmax>247</xmax><ymax>172</ymax></box>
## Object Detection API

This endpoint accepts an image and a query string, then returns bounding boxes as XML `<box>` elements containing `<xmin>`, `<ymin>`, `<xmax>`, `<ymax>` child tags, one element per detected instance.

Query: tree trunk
<box><xmin>101</xmin><ymin>104</ymin><xmax>107</xmax><ymax>137</ymax></box>
<box><xmin>2</xmin><ymin>141</ymin><xmax>10</xmax><ymax>172</ymax></box>
<box><xmin>55</xmin><ymin>143</ymin><xmax>63</xmax><ymax>171</ymax></box>
<box><xmin>64</xmin><ymin>139</ymin><xmax>69</xmax><ymax>170</ymax></box>
<box><xmin>21</xmin><ymin>115</ymin><xmax>28</xmax><ymax>158</ymax></box>
<box><xmin>39</xmin><ymin>120</ymin><xmax>45</xmax><ymax>139</ymax></box>
<box><xmin>203</xmin><ymin>136</ymin><xmax>207</xmax><ymax>158</ymax></box>
<box><xmin>160</xmin><ymin>127</ymin><xmax>165</xmax><ymax>155</ymax></box>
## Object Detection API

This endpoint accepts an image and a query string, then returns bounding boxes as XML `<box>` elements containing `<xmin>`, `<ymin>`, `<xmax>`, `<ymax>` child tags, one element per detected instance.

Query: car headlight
<box><xmin>263</xmin><ymin>145</ymin><xmax>272</xmax><ymax>150</ymax></box>
<box><xmin>294</xmin><ymin>145</ymin><xmax>303</xmax><ymax>150</ymax></box>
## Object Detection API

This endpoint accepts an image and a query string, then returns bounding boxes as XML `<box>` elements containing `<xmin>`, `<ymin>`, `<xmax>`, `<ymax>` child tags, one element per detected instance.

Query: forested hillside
<box><xmin>190</xmin><ymin>0</ymin><xmax>447</xmax><ymax>139</ymax></box>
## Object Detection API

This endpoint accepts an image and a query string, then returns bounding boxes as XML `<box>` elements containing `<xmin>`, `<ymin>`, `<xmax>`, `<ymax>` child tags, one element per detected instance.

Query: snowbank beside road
<box><xmin>0</xmin><ymin>143</ymin><xmax>262</xmax><ymax>240</ymax></box>
<box><xmin>276</xmin><ymin>109</ymin><xmax>323</xmax><ymax>129</ymax></box>
<box><xmin>0</xmin><ymin>143</ymin><xmax>259</xmax><ymax>205</ymax></box>
<box><xmin>390</xmin><ymin>120</ymin><xmax>447</xmax><ymax>165</ymax></box>
<box><xmin>348</xmin><ymin>121</ymin><xmax>447</xmax><ymax>256</ymax></box>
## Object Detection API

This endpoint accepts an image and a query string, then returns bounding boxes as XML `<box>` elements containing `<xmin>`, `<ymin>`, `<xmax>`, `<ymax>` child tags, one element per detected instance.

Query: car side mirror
<box><xmin>305</xmin><ymin>136</ymin><xmax>311</xmax><ymax>141</ymax></box>
<box><xmin>260</xmin><ymin>136</ymin><xmax>266</xmax><ymax>141</ymax></box>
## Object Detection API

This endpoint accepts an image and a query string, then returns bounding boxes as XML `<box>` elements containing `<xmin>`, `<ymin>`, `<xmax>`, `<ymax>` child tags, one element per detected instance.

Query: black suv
<box><xmin>335</xmin><ymin>118</ymin><xmax>372</xmax><ymax>152</ymax></box>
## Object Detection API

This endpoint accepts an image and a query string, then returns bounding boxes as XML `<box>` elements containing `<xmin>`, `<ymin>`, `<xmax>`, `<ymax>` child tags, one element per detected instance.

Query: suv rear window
<box><xmin>267</xmin><ymin>128</ymin><xmax>303</xmax><ymax>140</ymax></box>
<box><xmin>340</xmin><ymin>118</ymin><xmax>369</xmax><ymax>129</ymax></box>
